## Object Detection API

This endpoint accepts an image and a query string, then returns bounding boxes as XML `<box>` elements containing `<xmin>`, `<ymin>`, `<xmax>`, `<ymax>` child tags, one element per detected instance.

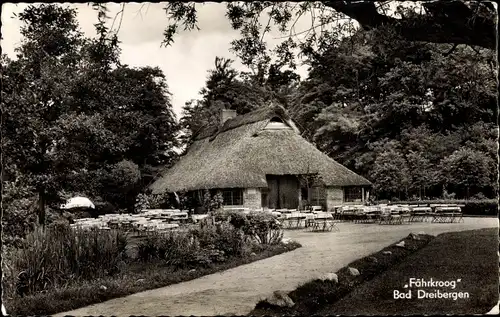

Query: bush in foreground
<box><xmin>136</xmin><ymin>222</ymin><xmax>249</xmax><ymax>268</ymax></box>
<box><xmin>6</xmin><ymin>224</ymin><xmax>128</xmax><ymax>298</ymax></box>
<box><xmin>213</xmin><ymin>210</ymin><xmax>283</xmax><ymax>245</ymax></box>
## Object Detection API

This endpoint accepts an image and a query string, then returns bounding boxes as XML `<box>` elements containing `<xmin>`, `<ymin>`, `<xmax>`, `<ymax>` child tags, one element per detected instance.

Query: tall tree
<box><xmin>369</xmin><ymin>148</ymin><xmax>411</xmax><ymax>200</ymax></box>
<box><xmin>2</xmin><ymin>4</ymin><xmax>83</xmax><ymax>225</ymax></box>
<box><xmin>439</xmin><ymin>148</ymin><xmax>495</xmax><ymax>199</ymax></box>
<box><xmin>406</xmin><ymin>150</ymin><xmax>434</xmax><ymax>198</ymax></box>
<box><xmin>2</xmin><ymin>4</ymin><xmax>180</xmax><ymax>223</ymax></box>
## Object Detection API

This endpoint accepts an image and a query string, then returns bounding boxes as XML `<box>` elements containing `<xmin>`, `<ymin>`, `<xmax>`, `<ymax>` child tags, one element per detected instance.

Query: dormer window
<box><xmin>265</xmin><ymin>117</ymin><xmax>292</xmax><ymax>130</ymax></box>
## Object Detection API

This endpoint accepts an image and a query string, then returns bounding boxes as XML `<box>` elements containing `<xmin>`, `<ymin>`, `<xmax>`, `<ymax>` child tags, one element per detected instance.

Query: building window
<box><xmin>310</xmin><ymin>186</ymin><xmax>326</xmax><ymax>207</ymax></box>
<box><xmin>344</xmin><ymin>187</ymin><xmax>362</xmax><ymax>202</ymax></box>
<box><xmin>222</xmin><ymin>188</ymin><xmax>243</xmax><ymax>206</ymax></box>
<box><xmin>265</xmin><ymin>117</ymin><xmax>292</xmax><ymax>130</ymax></box>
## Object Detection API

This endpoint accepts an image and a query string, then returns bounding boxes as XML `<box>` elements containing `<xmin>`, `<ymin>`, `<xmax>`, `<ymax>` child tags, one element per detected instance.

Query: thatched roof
<box><xmin>150</xmin><ymin>105</ymin><xmax>371</xmax><ymax>194</ymax></box>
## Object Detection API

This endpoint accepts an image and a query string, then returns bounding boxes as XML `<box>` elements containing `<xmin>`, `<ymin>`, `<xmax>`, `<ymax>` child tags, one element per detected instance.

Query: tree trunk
<box><xmin>38</xmin><ymin>188</ymin><xmax>46</xmax><ymax>226</ymax></box>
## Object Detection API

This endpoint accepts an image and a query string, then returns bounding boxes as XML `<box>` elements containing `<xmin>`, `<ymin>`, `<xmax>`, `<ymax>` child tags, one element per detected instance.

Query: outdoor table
<box><xmin>379</xmin><ymin>213</ymin><xmax>403</xmax><ymax>225</ymax></box>
<box><xmin>304</xmin><ymin>213</ymin><xmax>316</xmax><ymax>227</ymax></box>
<box><xmin>275</xmin><ymin>209</ymin><xmax>289</xmax><ymax>214</ymax></box>
<box><xmin>271</xmin><ymin>211</ymin><xmax>282</xmax><ymax>217</ymax></box>
<box><xmin>358</xmin><ymin>212</ymin><xmax>380</xmax><ymax>223</ymax></box>
<box><xmin>432</xmin><ymin>207</ymin><xmax>463</xmax><ymax>223</ymax></box>
<box><xmin>308</xmin><ymin>213</ymin><xmax>339</xmax><ymax>232</ymax></box>
<box><xmin>409</xmin><ymin>207</ymin><xmax>432</xmax><ymax>222</ymax></box>
<box><xmin>354</xmin><ymin>212</ymin><xmax>367</xmax><ymax>223</ymax></box>
<box><xmin>282</xmin><ymin>214</ymin><xmax>307</xmax><ymax>229</ymax></box>
<box><xmin>340</xmin><ymin>210</ymin><xmax>357</xmax><ymax>221</ymax></box>
<box><xmin>168</xmin><ymin>212</ymin><xmax>189</xmax><ymax>222</ymax></box>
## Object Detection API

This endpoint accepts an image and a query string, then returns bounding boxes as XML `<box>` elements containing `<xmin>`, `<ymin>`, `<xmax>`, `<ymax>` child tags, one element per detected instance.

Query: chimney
<box><xmin>220</xmin><ymin>109</ymin><xmax>237</xmax><ymax>125</ymax></box>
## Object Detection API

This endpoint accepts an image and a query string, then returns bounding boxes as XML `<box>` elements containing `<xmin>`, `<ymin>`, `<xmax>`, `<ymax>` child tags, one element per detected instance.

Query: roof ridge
<box><xmin>195</xmin><ymin>103</ymin><xmax>289</xmax><ymax>141</ymax></box>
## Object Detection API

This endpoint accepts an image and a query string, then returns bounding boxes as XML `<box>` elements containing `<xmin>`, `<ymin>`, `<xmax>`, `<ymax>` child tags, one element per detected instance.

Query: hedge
<box><xmin>390</xmin><ymin>199</ymin><xmax>498</xmax><ymax>216</ymax></box>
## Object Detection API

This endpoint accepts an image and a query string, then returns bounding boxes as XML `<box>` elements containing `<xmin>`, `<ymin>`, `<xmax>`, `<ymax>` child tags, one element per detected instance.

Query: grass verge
<box><xmin>319</xmin><ymin>228</ymin><xmax>499</xmax><ymax>315</ymax></box>
<box><xmin>5</xmin><ymin>241</ymin><xmax>301</xmax><ymax>316</ymax></box>
<box><xmin>249</xmin><ymin>232</ymin><xmax>436</xmax><ymax>316</ymax></box>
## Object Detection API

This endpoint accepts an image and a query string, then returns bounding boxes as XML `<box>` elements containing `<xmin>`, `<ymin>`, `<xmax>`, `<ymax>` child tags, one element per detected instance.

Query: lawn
<box><xmin>320</xmin><ymin>227</ymin><xmax>499</xmax><ymax>315</ymax></box>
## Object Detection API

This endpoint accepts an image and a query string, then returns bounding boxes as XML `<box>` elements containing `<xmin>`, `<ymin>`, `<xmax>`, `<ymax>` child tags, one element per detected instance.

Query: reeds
<box><xmin>12</xmin><ymin>224</ymin><xmax>128</xmax><ymax>296</ymax></box>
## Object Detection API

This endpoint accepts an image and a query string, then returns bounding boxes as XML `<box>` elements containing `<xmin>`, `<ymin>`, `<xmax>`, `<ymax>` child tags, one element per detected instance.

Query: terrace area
<box><xmin>54</xmin><ymin>216</ymin><xmax>497</xmax><ymax>316</ymax></box>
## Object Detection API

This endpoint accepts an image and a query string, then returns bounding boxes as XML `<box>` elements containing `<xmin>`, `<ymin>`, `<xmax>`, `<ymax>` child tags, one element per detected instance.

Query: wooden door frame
<box><xmin>266</xmin><ymin>175</ymin><xmax>300</xmax><ymax>209</ymax></box>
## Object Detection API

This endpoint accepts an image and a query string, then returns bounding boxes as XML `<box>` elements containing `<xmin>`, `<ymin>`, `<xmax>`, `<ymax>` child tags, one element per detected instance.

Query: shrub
<box><xmin>92</xmin><ymin>202</ymin><xmax>117</xmax><ymax>217</ymax></box>
<box><xmin>213</xmin><ymin>210</ymin><xmax>283</xmax><ymax>245</ymax></box>
<box><xmin>2</xmin><ymin>196</ymin><xmax>38</xmax><ymax>245</ymax></box>
<box><xmin>136</xmin><ymin>231</ymin><xmax>197</xmax><ymax>267</ymax></box>
<box><xmin>461</xmin><ymin>200</ymin><xmax>498</xmax><ymax>216</ymax></box>
<box><xmin>246</xmin><ymin>212</ymin><xmax>283</xmax><ymax>245</ymax></box>
<box><xmin>134</xmin><ymin>192</ymin><xmax>168</xmax><ymax>213</ymax></box>
<box><xmin>471</xmin><ymin>192</ymin><xmax>488</xmax><ymax>200</ymax></box>
<box><xmin>202</xmin><ymin>190</ymin><xmax>223</xmax><ymax>212</ymax></box>
<box><xmin>136</xmin><ymin>221</ymin><xmax>257</xmax><ymax>268</ymax></box>
<box><xmin>9</xmin><ymin>225</ymin><xmax>128</xmax><ymax>297</ymax></box>
<box><xmin>192</xmin><ymin>222</ymin><xmax>249</xmax><ymax>257</ymax></box>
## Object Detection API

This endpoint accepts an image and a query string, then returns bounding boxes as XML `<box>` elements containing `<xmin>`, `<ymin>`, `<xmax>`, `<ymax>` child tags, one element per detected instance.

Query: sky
<box><xmin>1</xmin><ymin>2</ymin><xmax>311</xmax><ymax>120</ymax></box>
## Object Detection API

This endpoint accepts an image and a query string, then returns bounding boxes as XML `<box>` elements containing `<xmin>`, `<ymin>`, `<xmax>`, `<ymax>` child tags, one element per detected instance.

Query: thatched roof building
<box><xmin>150</xmin><ymin>104</ymin><xmax>371</xmax><ymax>209</ymax></box>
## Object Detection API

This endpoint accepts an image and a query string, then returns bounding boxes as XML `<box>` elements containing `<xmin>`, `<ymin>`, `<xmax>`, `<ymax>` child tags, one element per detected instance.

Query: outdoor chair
<box><xmin>354</xmin><ymin>206</ymin><xmax>380</xmax><ymax>223</ymax></box>
<box><xmin>308</xmin><ymin>212</ymin><xmax>339</xmax><ymax>232</ymax></box>
<box><xmin>378</xmin><ymin>207</ymin><xmax>403</xmax><ymax>225</ymax></box>
<box><xmin>353</xmin><ymin>211</ymin><xmax>367</xmax><ymax>223</ymax></box>
<box><xmin>304</xmin><ymin>213</ymin><xmax>316</xmax><ymax>227</ymax></box>
<box><xmin>281</xmin><ymin>212</ymin><xmax>307</xmax><ymax>229</ymax></box>
<box><xmin>330</xmin><ymin>206</ymin><xmax>343</xmax><ymax>219</ymax></box>
<box><xmin>340</xmin><ymin>206</ymin><xmax>358</xmax><ymax>221</ymax></box>
<box><xmin>380</xmin><ymin>213</ymin><xmax>402</xmax><ymax>225</ymax></box>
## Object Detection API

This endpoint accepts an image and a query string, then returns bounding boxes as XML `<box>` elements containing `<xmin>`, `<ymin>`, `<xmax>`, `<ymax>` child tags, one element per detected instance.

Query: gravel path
<box><xmin>55</xmin><ymin>217</ymin><xmax>497</xmax><ymax>316</ymax></box>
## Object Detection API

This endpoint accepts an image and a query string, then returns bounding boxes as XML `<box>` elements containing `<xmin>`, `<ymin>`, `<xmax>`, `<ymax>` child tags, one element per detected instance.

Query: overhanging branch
<box><xmin>321</xmin><ymin>1</ymin><xmax>496</xmax><ymax>49</ymax></box>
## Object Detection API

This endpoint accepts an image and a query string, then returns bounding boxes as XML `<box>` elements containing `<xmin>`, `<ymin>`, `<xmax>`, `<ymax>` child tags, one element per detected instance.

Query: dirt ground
<box><xmin>54</xmin><ymin>217</ymin><xmax>498</xmax><ymax>316</ymax></box>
